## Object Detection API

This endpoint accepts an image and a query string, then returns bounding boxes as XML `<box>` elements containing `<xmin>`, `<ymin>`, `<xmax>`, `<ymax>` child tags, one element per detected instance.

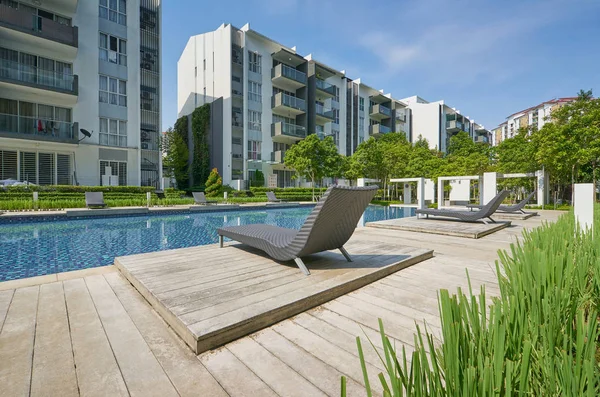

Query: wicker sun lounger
<box><xmin>85</xmin><ymin>192</ymin><xmax>107</xmax><ymax>208</ymax></box>
<box><xmin>466</xmin><ymin>191</ymin><xmax>535</xmax><ymax>214</ymax></box>
<box><xmin>266</xmin><ymin>191</ymin><xmax>282</xmax><ymax>202</ymax></box>
<box><xmin>217</xmin><ymin>185</ymin><xmax>377</xmax><ymax>275</ymax></box>
<box><xmin>416</xmin><ymin>190</ymin><xmax>510</xmax><ymax>224</ymax></box>
<box><xmin>192</xmin><ymin>192</ymin><xmax>218</xmax><ymax>205</ymax></box>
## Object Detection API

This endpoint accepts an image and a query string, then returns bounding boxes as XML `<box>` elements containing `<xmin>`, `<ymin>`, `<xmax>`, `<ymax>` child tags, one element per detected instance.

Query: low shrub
<box><xmin>345</xmin><ymin>206</ymin><xmax>600</xmax><ymax>395</ymax></box>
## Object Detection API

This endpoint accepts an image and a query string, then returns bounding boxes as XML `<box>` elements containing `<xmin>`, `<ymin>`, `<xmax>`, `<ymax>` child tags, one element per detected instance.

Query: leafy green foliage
<box><xmin>162</xmin><ymin>125</ymin><xmax>189</xmax><ymax>188</ymax></box>
<box><xmin>284</xmin><ymin>134</ymin><xmax>344</xmax><ymax>200</ymax></box>
<box><xmin>345</xmin><ymin>207</ymin><xmax>600</xmax><ymax>396</ymax></box>
<box><xmin>204</xmin><ymin>168</ymin><xmax>222</xmax><ymax>197</ymax></box>
<box><xmin>191</xmin><ymin>105</ymin><xmax>211</xmax><ymax>186</ymax></box>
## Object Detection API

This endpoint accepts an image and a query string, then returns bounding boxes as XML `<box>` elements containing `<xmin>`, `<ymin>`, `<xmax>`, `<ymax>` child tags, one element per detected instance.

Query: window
<box><xmin>0</xmin><ymin>150</ymin><xmax>71</xmax><ymax>185</ymax></box>
<box><xmin>203</xmin><ymin>59</ymin><xmax>206</xmax><ymax>70</ymax></box>
<box><xmin>99</xmin><ymin>75</ymin><xmax>127</xmax><ymax>107</ymax></box>
<box><xmin>247</xmin><ymin>110</ymin><xmax>261</xmax><ymax>131</ymax></box>
<box><xmin>232</xmin><ymin>75</ymin><xmax>241</xmax><ymax>83</ymax></box>
<box><xmin>100</xmin><ymin>0</ymin><xmax>126</xmax><ymax>25</ymax></box>
<box><xmin>359</xmin><ymin>116</ymin><xmax>365</xmax><ymax>132</ymax></box>
<box><xmin>100</xmin><ymin>160</ymin><xmax>127</xmax><ymax>186</ymax></box>
<box><xmin>334</xmin><ymin>86</ymin><xmax>340</xmax><ymax>102</ymax></box>
<box><xmin>99</xmin><ymin>33</ymin><xmax>126</xmax><ymax>66</ymax></box>
<box><xmin>248</xmin><ymin>51</ymin><xmax>261</xmax><ymax>74</ymax></box>
<box><xmin>248</xmin><ymin>81</ymin><xmax>262</xmax><ymax>102</ymax></box>
<box><xmin>99</xmin><ymin>118</ymin><xmax>127</xmax><ymax>147</ymax></box>
<box><xmin>333</xmin><ymin>108</ymin><xmax>340</xmax><ymax>124</ymax></box>
<box><xmin>359</xmin><ymin>97</ymin><xmax>365</xmax><ymax>112</ymax></box>
<box><xmin>248</xmin><ymin>140</ymin><xmax>261</xmax><ymax>160</ymax></box>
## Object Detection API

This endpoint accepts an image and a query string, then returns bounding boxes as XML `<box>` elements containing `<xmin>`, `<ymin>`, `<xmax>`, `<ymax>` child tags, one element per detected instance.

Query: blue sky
<box><xmin>161</xmin><ymin>0</ymin><xmax>600</xmax><ymax>132</ymax></box>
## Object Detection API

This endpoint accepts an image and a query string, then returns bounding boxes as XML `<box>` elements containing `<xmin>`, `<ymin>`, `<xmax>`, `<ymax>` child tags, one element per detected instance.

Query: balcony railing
<box><xmin>271</xmin><ymin>122</ymin><xmax>306</xmax><ymax>139</ymax></box>
<box><xmin>271</xmin><ymin>63</ymin><xmax>306</xmax><ymax>85</ymax></box>
<box><xmin>446</xmin><ymin>120</ymin><xmax>464</xmax><ymax>131</ymax></box>
<box><xmin>369</xmin><ymin>124</ymin><xmax>391</xmax><ymax>135</ymax></box>
<box><xmin>315</xmin><ymin>103</ymin><xmax>334</xmax><ymax>119</ymax></box>
<box><xmin>0</xmin><ymin>58</ymin><xmax>77</xmax><ymax>94</ymax></box>
<box><xmin>369</xmin><ymin>104</ymin><xmax>392</xmax><ymax>118</ymax></box>
<box><xmin>272</xmin><ymin>92</ymin><xmax>306</xmax><ymax>112</ymax></box>
<box><xmin>0</xmin><ymin>113</ymin><xmax>76</xmax><ymax>142</ymax></box>
<box><xmin>315</xmin><ymin>79</ymin><xmax>335</xmax><ymax>96</ymax></box>
<box><xmin>247</xmin><ymin>151</ymin><xmax>262</xmax><ymax>161</ymax></box>
<box><xmin>0</xmin><ymin>4</ymin><xmax>78</xmax><ymax>47</ymax></box>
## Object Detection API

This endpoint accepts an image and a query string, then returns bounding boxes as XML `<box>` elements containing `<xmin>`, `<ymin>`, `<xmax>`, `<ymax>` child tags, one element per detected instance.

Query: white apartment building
<box><xmin>177</xmin><ymin>23</ymin><xmax>411</xmax><ymax>188</ymax></box>
<box><xmin>0</xmin><ymin>0</ymin><xmax>162</xmax><ymax>187</ymax></box>
<box><xmin>492</xmin><ymin>97</ymin><xmax>577</xmax><ymax>146</ymax></box>
<box><xmin>401</xmin><ymin>96</ymin><xmax>491</xmax><ymax>153</ymax></box>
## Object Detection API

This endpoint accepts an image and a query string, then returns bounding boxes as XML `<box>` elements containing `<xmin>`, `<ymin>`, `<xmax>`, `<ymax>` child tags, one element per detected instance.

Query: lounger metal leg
<box><xmin>339</xmin><ymin>246</ymin><xmax>353</xmax><ymax>262</ymax></box>
<box><xmin>219</xmin><ymin>235</ymin><xmax>223</xmax><ymax>248</ymax></box>
<box><xmin>488</xmin><ymin>217</ymin><xmax>496</xmax><ymax>223</ymax></box>
<box><xmin>294</xmin><ymin>258</ymin><xmax>310</xmax><ymax>276</ymax></box>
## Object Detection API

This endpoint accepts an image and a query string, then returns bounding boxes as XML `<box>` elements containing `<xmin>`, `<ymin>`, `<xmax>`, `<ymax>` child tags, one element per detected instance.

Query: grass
<box><xmin>345</xmin><ymin>205</ymin><xmax>600</xmax><ymax>396</ymax></box>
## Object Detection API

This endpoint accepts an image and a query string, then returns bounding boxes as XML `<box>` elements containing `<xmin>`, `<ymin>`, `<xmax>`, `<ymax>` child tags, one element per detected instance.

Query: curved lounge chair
<box><xmin>416</xmin><ymin>190</ymin><xmax>510</xmax><ymax>224</ymax></box>
<box><xmin>466</xmin><ymin>191</ymin><xmax>535</xmax><ymax>214</ymax></box>
<box><xmin>266</xmin><ymin>191</ymin><xmax>282</xmax><ymax>203</ymax></box>
<box><xmin>217</xmin><ymin>185</ymin><xmax>377</xmax><ymax>275</ymax></box>
<box><xmin>85</xmin><ymin>192</ymin><xmax>107</xmax><ymax>208</ymax></box>
<box><xmin>192</xmin><ymin>192</ymin><xmax>217</xmax><ymax>205</ymax></box>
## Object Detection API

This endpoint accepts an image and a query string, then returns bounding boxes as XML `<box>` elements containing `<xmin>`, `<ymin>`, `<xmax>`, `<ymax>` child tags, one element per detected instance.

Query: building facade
<box><xmin>400</xmin><ymin>96</ymin><xmax>491</xmax><ymax>153</ymax></box>
<box><xmin>0</xmin><ymin>0</ymin><xmax>162</xmax><ymax>187</ymax></box>
<box><xmin>492</xmin><ymin>97</ymin><xmax>578</xmax><ymax>145</ymax></box>
<box><xmin>177</xmin><ymin>23</ymin><xmax>412</xmax><ymax>188</ymax></box>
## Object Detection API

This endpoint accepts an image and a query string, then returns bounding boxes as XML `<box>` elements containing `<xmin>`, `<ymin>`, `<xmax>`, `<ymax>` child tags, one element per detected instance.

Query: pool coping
<box><xmin>0</xmin><ymin>265</ymin><xmax>116</xmax><ymax>291</ymax></box>
<box><xmin>0</xmin><ymin>203</ymin><xmax>316</xmax><ymax>224</ymax></box>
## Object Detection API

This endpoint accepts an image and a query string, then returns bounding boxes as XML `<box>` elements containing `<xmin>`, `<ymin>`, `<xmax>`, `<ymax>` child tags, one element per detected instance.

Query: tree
<box><xmin>284</xmin><ymin>134</ymin><xmax>343</xmax><ymax>200</ymax></box>
<box><xmin>495</xmin><ymin>128</ymin><xmax>538</xmax><ymax>174</ymax></box>
<box><xmin>442</xmin><ymin>131</ymin><xmax>492</xmax><ymax>177</ymax></box>
<box><xmin>161</xmin><ymin>127</ymin><xmax>189</xmax><ymax>188</ymax></box>
<box><xmin>405</xmin><ymin>136</ymin><xmax>446</xmax><ymax>180</ymax></box>
<box><xmin>204</xmin><ymin>168</ymin><xmax>222</xmax><ymax>197</ymax></box>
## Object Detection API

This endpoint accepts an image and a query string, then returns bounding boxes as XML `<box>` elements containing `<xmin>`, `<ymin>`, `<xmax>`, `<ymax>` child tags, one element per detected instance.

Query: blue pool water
<box><xmin>0</xmin><ymin>205</ymin><xmax>415</xmax><ymax>281</ymax></box>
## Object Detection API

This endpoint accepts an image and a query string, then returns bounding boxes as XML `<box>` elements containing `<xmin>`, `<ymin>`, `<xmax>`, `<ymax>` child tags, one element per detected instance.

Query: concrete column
<box><xmin>403</xmin><ymin>183</ymin><xmax>412</xmax><ymax>205</ymax></box>
<box><xmin>482</xmin><ymin>172</ymin><xmax>498</xmax><ymax>204</ymax></box>
<box><xmin>535</xmin><ymin>169</ymin><xmax>548</xmax><ymax>206</ymax></box>
<box><xmin>416</xmin><ymin>177</ymin><xmax>425</xmax><ymax>209</ymax></box>
<box><xmin>574</xmin><ymin>183</ymin><xmax>594</xmax><ymax>232</ymax></box>
<box><xmin>357</xmin><ymin>178</ymin><xmax>365</xmax><ymax>187</ymax></box>
<box><xmin>437</xmin><ymin>179</ymin><xmax>444</xmax><ymax>208</ymax></box>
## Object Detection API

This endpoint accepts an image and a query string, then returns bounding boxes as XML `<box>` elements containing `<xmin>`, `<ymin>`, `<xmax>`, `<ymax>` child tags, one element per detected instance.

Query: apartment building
<box><xmin>178</xmin><ymin>23</ymin><xmax>411</xmax><ymax>188</ymax></box>
<box><xmin>492</xmin><ymin>97</ymin><xmax>577</xmax><ymax>145</ymax></box>
<box><xmin>400</xmin><ymin>96</ymin><xmax>491</xmax><ymax>152</ymax></box>
<box><xmin>0</xmin><ymin>0</ymin><xmax>162</xmax><ymax>187</ymax></box>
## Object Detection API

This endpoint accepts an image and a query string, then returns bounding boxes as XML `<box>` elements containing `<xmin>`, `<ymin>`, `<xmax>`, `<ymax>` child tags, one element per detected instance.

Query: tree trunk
<box><xmin>311</xmin><ymin>173</ymin><xmax>316</xmax><ymax>202</ymax></box>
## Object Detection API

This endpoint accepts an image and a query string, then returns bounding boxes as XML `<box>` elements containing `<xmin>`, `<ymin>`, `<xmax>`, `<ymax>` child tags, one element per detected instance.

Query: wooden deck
<box><xmin>366</xmin><ymin>217</ymin><xmax>511</xmax><ymax>238</ymax></box>
<box><xmin>115</xmin><ymin>240</ymin><xmax>433</xmax><ymax>353</ymax></box>
<box><xmin>0</xmin><ymin>211</ymin><xmax>563</xmax><ymax>396</ymax></box>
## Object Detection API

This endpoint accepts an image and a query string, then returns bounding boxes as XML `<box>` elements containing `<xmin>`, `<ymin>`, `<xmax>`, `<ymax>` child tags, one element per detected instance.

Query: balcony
<box><xmin>271</xmin><ymin>122</ymin><xmax>306</xmax><ymax>144</ymax></box>
<box><xmin>232</xmin><ymin>45</ymin><xmax>243</xmax><ymax>66</ymax></box>
<box><xmin>271</xmin><ymin>64</ymin><xmax>306</xmax><ymax>91</ymax></box>
<box><xmin>0</xmin><ymin>58</ymin><xmax>78</xmax><ymax>96</ymax></box>
<box><xmin>271</xmin><ymin>150</ymin><xmax>285</xmax><ymax>164</ymax></box>
<box><xmin>369</xmin><ymin>104</ymin><xmax>392</xmax><ymax>120</ymax></box>
<box><xmin>271</xmin><ymin>92</ymin><xmax>306</xmax><ymax>116</ymax></box>
<box><xmin>315</xmin><ymin>79</ymin><xmax>335</xmax><ymax>98</ymax></box>
<box><xmin>474</xmin><ymin>135</ymin><xmax>489</xmax><ymax>144</ymax></box>
<box><xmin>369</xmin><ymin>124</ymin><xmax>391</xmax><ymax>136</ymax></box>
<box><xmin>395</xmin><ymin>112</ymin><xmax>406</xmax><ymax>122</ymax></box>
<box><xmin>315</xmin><ymin>103</ymin><xmax>334</xmax><ymax>124</ymax></box>
<box><xmin>0</xmin><ymin>4</ymin><xmax>78</xmax><ymax>49</ymax></box>
<box><xmin>446</xmin><ymin>120</ymin><xmax>465</xmax><ymax>133</ymax></box>
<box><xmin>231</xmin><ymin>89</ymin><xmax>243</xmax><ymax>100</ymax></box>
<box><xmin>0</xmin><ymin>113</ymin><xmax>78</xmax><ymax>144</ymax></box>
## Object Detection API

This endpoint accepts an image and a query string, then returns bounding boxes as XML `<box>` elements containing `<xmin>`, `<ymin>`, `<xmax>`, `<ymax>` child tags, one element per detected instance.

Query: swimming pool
<box><xmin>0</xmin><ymin>205</ymin><xmax>415</xmax><ymax>281</ymax></box>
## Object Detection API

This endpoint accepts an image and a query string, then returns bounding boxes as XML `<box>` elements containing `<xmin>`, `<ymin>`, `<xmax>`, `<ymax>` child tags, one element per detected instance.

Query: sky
<box><xmin>161</xmin><ymin>0</ymin><xmax>600</xmax><ymax>132</ymax></box>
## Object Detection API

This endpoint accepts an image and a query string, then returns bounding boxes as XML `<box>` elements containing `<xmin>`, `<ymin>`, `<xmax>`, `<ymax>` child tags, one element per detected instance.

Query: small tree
<box><xmin>284</xmin><ymin>134</ymin><xmax>342</xmax><ymax>200</ymax></box>
<box><xmin>204</xmin><ymin>168</ymin><xmax>222</xmax><ymax>197</ymax></box>
<box><xmin>160</xmin><ymin>127</ymin><xmax>189</xmax><ymax>188</ymax></box>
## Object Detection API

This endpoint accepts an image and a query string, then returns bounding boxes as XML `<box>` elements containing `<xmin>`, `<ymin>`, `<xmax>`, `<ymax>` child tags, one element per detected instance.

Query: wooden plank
<box><xmin>199</xmin><ymin>347</ymin><xmax>278</xmax><ymax>397</ymax></box>
<box><xmin>251</xmin><ymin>328</ymin><xmax>366</xmax><ymax>397</ymax></box>
<box><xmin>227</xmin><ymin>337</ymin><xmax>328</xmax><ymax>397</ymax></box>
<box><xmin>366</xmin><ymin>218</ymin><xmax>511</xmax><ymax>239</ymax></box>
<box><xmin>272</xmin><ymin>320</ymin><xmax>386</xmax><ymax>396</ymax></box>
<box><xmin>104</xmin><ymin>272</ymin><xmax>228</xmax><ymax>397</ymax></box>
<box><xmin>63</xmin><ymin>278</ymin><xmax>129</xmax><ymax>397</ymax></box>
<box><xmin>0</xmin><ymin>290</ymin><xmax>14</xmax><ymax>332</ymax></box>
<box><xmin>0</xmin><ymin>286</ymin><xmax>39</xmax><ymax>397</ymax></box>
<box><xmin>84</xmin><ymin>275</ymin><xmax>179</xmax><ymax>397</ymax></box>
<box><xmin>30</xmin><ymin>282</ymin><xmax>78</xmax><ymax>397</ymax></box>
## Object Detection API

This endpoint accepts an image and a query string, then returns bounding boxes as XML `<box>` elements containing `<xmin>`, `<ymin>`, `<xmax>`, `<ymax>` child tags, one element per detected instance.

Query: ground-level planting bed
<box><xmin>347</xmin><ymin>206</ymin><xmax>600</xmax><ymax>395</ymax></box>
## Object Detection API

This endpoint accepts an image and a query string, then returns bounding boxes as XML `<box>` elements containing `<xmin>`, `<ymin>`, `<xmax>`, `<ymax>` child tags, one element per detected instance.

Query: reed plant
<box><xmin>345</xmin><ymin>207</ymin><xmax>600</xmax><ymax>396</ymax></box>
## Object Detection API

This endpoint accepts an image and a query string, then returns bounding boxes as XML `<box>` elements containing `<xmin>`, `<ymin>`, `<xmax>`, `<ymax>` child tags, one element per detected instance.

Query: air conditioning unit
<box><xmin>141</xmin><ymin>91</ymin><xmax>151</xmax><ymax>99</ymax></box>
<box><xmin>142</xmin><ymin>103</ymin><xmax>152</xmax><ymax>110</ymax></box>
<box><xmin>141</xmin><ymin>143</ymin><xmax>149</xmax><ymax>149</ymax></box>
<box><xmin>141</xmin><ymin>62</ymin><xmax>152</xmax><ymax>70</ymax></box>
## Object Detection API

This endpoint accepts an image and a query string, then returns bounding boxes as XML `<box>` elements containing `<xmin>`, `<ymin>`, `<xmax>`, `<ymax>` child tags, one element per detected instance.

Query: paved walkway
<box><xmin>0</xmin><ymin>211</ymin><xmax>562</xmax><ymax>397</ymax></box>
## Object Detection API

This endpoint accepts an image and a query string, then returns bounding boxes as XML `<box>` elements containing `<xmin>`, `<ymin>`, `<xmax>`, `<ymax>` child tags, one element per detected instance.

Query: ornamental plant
<box><xmin>205</xmin><ymin>168</ymin><xmax>223</xmax><ymax>197</ymax></box>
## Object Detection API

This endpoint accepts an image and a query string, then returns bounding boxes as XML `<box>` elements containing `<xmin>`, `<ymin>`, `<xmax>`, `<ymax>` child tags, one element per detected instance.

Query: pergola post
<box><xmin>437</xmin><ymin>179</ymin><xmax>444</xmax><ymax>208</ymax></box>
<box><xmin>417</xmin><ymin>177</ymin><xmax>425</xmax><ymax>209</ymax></box>
<box><xmin>482</xmin><ymin>172</ymin><xmax>498</xmax><ymax>205</ymax></box>
<box><xmin>535</xmin><ymin>169</ymin><xmax>548</xmax><ymax>206</ymax></box>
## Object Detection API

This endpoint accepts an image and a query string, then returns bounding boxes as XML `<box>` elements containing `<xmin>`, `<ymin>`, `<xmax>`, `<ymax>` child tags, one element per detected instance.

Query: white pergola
<box><xmin>388</xmin><ymin>177</ymin><xmax>434</xmax><ymax>209</ymax></box>
<box><xmin>482</xmin><ymin>170</ymin><xmax>548</xmax><ymax>206</ymax></box>
<box><xmin>437</xmin><ymin>175</ymin><xmax>480</xmax><ymax>208</ymax></box>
